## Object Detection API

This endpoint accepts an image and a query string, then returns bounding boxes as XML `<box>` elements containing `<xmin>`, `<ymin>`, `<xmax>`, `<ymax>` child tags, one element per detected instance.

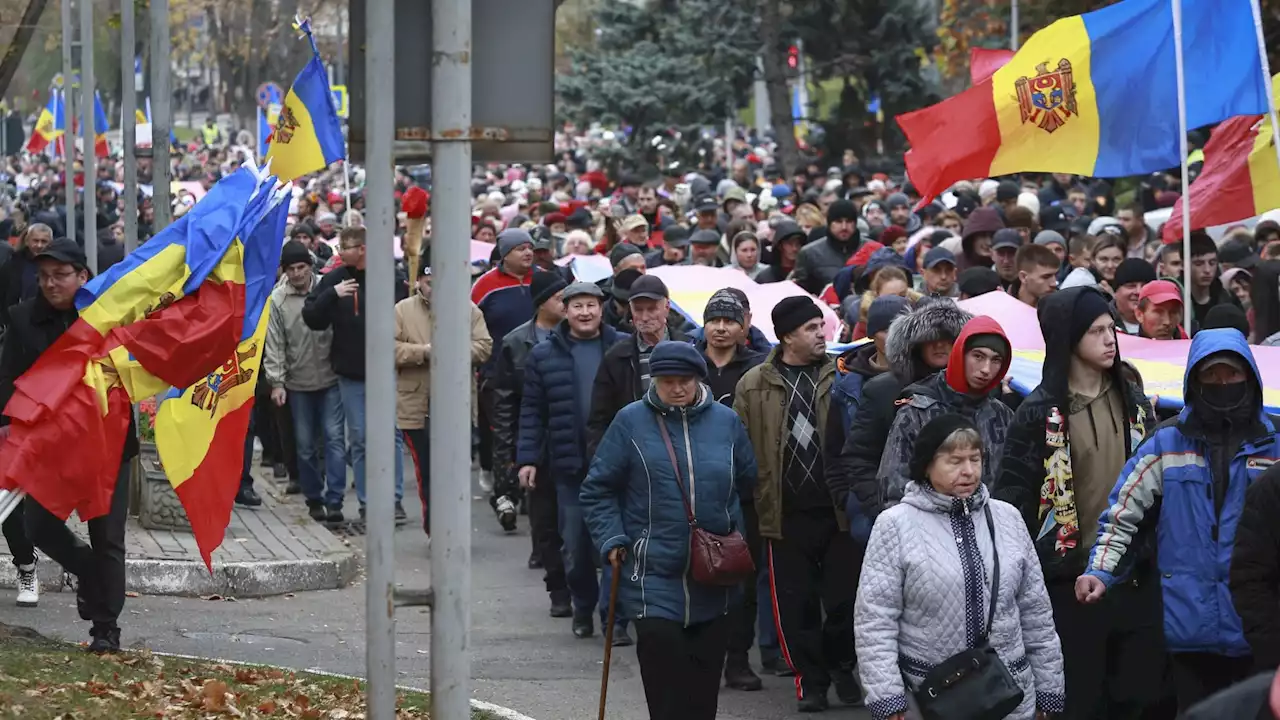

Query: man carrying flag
<box><xmin>265</xmin><ymin>18</ymin><xmax>345</xmax><ymax>182</ymax></box>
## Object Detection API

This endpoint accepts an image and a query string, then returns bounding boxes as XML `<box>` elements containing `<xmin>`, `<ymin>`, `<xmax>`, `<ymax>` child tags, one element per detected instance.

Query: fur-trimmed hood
<box><xmin>885</xmin><ymin>298</ymin><xmax>973</xmax><ymax>384</ymax></box>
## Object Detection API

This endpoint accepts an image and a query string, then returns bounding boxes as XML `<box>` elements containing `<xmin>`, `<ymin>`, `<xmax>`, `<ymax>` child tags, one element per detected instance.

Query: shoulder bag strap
<box><xmin>655</xmin><ymin>412</ymin><xmax>696</xmax><ymax>527</ymax></box>
<box><xmin>983</xmin><ymin>504</ymin><xmax>1000</xmax><ymax>641</ymax></box>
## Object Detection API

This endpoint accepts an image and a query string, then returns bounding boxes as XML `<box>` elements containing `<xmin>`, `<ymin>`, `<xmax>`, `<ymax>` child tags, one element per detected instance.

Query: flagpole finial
<box><xmin>292</xmin><ymin>15</ymin><xmax>313</xmax><ymax>38</ymax></box>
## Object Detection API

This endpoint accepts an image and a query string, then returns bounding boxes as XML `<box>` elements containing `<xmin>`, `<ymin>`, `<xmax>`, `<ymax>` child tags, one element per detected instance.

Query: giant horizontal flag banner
<box><xmin>0</xmin><ymin>161</ymin><xmax>287</xmax><ymax>547</ymax></box>
<box><xmin>26</xmin><ymin>90</ymin><xmax>63</xmax><ymax>155</ymax></box>
<box><xmin>155</xmin><ymin>194</ymin><xmax>289</xmax><ymax>567</ymax></box>
<box><xmin>265</xmin><ymin>18</ymin><xmax>345</xmax><ymax>182</ymax></box>
<box><xmin>648</xmin><ymin>265</ymin><xmax>841</xmax><ymax>342</ymax></box>
<box><xmin>1163</xmin><ymin>74</ymin><xmax>1280</xmax><ymax>243</ymax></box>
<box><xmin>898</xmin><ymin>0</ymin><xmax>1269</xmax><ymax>203</ymax></box>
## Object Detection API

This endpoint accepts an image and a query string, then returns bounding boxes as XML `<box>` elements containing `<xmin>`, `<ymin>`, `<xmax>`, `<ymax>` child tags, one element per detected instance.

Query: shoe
<box><xmin>571</xmin><ymin>611</ymin><xmax>594</xmax><ymax>639</ymax></box>
<box><xmin>518</xmin><ymin>496</ymin><xmax>528</xmax><ymax>516</ymax></box>
<box><xmin>527</xmin><ymin>551</ymin><xmax>543</xmax><ymax>570</ymax></box>
<box><xmin>326</xmin><ymin>506</ymin><xmax>345</xmax><ymax>524</ymax></box>
<box><xmin>478</xmin><ymin>470</ymin><xmax>494</xmax><ymax>493</ymax></box>
<box><xmin>831</xmin><ymin>669</ymin><xmax>864</xmax><ymax>706</ymax></box>
<box><xmin>15</xmin><ymin>562</ymin><xmax>38</xmax><ymax>608</ymax></box>
<box><xmin>87</xmin><ymin>624</ymin><xmax>121</xmax><ymax>654</ymax></box>
<box><xmin>285</xmin><ymin>480</ymin><xmax>302</xmax><ymax>495</ymax></box>
<box><xmin>273</xmin><ymin>463</ymin><xmax>288</xmax><ymax>478</ymax></box>
<box><xmin>495</xmin><ymin>496</ymin><xmax>517</xmax><ymax>533</ymax></box>
<box><xmin>797</xmin><ymin>690</ymin><xmax>829</xmax><ymax>713</ymax></box>
<box><xmin>723</xmin><ymin>652</ymin><xmax>763</xmax><ymax>691</ymax></box>
<box><xmin>611</xmin><ymin>625</ymin><xmax>633</xmax><ymax>647</ymax></box>
<box><xmin>306</xmin><ymin>501</ymin><xmax>328</xmax><ymax>522</ymax></box>
<box><xmin>394</xmin><ymin>502</ymin><xmax>408</xmax><ymax>526</ymax></box>
<box><xmin>761</xmin><ymin>655</ymin><xmax>794</xmax><ymax>677</ymax></box>
<box><xmin>234</xmin><ymin>486</ymin><xmax>262</xmax><ymax>507</ymax></box>
<box><xmin>359</xmin><ymin>507</ymin><xmax>367</xmax><ymax>523</ymax></box>
<box><xmin>549</xmin><ymin>590</ymin><xmax>572</xmax><ymax>618</ymax></box>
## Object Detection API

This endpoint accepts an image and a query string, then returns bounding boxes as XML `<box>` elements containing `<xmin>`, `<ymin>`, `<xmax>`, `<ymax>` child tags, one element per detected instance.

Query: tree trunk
<box><xmin>758</xmin><ymin>0</ymin><xmax>800</xmax><ymax>176</ymax></box>
<box><xmin>0</xmin><ymin>0</ymin><xmax>53</xmax><ymax>99</ymax></box>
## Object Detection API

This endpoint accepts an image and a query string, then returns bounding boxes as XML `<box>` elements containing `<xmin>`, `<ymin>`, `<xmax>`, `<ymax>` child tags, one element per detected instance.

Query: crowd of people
<box><xmin>4</xmin><ymin>130</ymin><xmax>1280</xmax><ymax>720</ymax></box>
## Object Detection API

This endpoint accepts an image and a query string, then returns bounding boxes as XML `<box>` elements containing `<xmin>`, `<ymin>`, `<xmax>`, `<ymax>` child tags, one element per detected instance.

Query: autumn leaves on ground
<box><xmin>0</xmin><ymin>623</ymin><xmax>494</xmax><ymax>719</ymax></box>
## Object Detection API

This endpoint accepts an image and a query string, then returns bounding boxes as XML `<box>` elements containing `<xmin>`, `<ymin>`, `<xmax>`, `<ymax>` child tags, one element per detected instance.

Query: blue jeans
<box><xmin>337</xmin><ymin>377</ymin><xmax>404</xmax><ymax>507</ymax></box>
<box><xmin>556</xmin><ymin>479</ymin><xmax>626</xmax><ymax>629</ymax></box>
<box><xmin>290</xmin><ymin>385</ymin><xmax>348</xmax><ymax>507</ymax></box>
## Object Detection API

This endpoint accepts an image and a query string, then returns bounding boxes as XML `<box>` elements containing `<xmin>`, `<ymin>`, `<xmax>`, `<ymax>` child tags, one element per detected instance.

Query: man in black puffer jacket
<box><xmin>1231</xmin><ymin>463</ymin><xmax>1280</xmax><ymax>672</ymax></box>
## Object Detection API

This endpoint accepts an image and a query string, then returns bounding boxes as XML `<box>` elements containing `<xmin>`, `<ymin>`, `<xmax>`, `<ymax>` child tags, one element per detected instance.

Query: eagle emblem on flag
<box><xmin>1015</xmin><ymin>59</ymin><xmax>1077</xmax><ymax>133</ymax></box>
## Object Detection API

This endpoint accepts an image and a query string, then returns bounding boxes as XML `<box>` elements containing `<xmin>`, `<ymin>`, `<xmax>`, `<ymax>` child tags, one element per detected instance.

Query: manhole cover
<box><xmin>328</xmin><ymin>521</ymin><xmax>365</xmax><ymax>538</ymax></box>
<box><xmin>181</xmin><ymin>631</ymin><xmax>309</xmax><ymax>646</ymax></box>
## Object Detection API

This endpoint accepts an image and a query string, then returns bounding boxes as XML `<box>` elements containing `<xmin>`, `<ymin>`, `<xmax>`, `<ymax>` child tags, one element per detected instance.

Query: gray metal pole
<box><xmin>150</xmin><ymin>0</ymin><xmax>172</xmax><ymax>231</ymax></box>
<box><xmin>1010</xmin><ymin>0</ymin><xmax>1019</xmax><ymax>50</ymax></box>
<box><xmin>429</xmin><ymin>0</ymin><xmax>472</xmax><ymax>713</ymax></box>
<box><xmin>61</xmin><ymin>0</ymin><xmax>76</xmax><ymax>245</ymax></box>
<box><xmin>364</xmin><ymin>0</ymin><xmax>396</xmax><ymax>715</ymax></box>
<box><xmin>80</xmin><ymin>0</ymin><xmax>96</xmax><ymax>274</ymax></box>
<box><xmin>121</xmin><ymin>0</ymin><xmax>138</xmax><ymax>253</ymax></box>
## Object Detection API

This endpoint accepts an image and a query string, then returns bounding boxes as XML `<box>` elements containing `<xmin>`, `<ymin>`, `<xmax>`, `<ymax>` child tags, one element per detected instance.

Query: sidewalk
<box><xmin>0</xmin><ymin>469</ymin><xmax>358</xmax><ymax>598</ymax></box>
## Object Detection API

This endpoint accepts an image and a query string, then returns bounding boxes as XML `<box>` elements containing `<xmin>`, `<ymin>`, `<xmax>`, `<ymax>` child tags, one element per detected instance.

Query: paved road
<box><xmin>0</xmin><ymin>468</ymin><xmax>871</xmax><ymax>720</ymax></box>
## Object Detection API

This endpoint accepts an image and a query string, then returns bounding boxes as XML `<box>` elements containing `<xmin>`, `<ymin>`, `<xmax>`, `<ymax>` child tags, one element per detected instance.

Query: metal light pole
<box><xmin>79</xmin><ymin>0</ymin><xmax>96</xmax><ymax>273</ymax></box>
<box><xmin>429</xmin><ymin>0</ymin><xmax>473</xmax><ymax>716</ymax></box>
<box><xmin>60</xmin><ymin>0</ymin><xmax>76</xmax><ymax>244</ymax></box>
<box><xmin>1011</xmin><ymin>0</ymin><xmax>1019</xmax><ymax>50</ymax></box>
<box><xmin>121</xmin><ymin>0</ymin><xmax>138</xmax><ymax>253</ymax></box>
<box><xmin>364</xmin><ymin>0</ymin><xmax>396</xmax><ymax>715</ymax></box>
<box><xmin>150</xmin><ymin>0</ymin><xmax>172</xmax><ymax>231</ymax></box>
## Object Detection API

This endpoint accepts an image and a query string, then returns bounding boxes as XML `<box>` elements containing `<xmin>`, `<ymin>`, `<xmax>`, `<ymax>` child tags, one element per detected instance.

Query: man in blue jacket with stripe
<box><xmin>1078</xmin><ymin>329</ymin><xmax>1280</xmax><ymax>712</ymax></box>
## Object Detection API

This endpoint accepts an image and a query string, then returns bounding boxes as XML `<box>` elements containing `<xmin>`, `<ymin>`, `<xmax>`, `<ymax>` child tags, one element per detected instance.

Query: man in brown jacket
<box><xmin>734</xmin><ymin>296</ymin><xmax>860</xmax><ymax>713</ymax></box>
<box><xmin>395</xmin><ymin>266</ymin><xmax>493</xmax><ymax>535</ymax></box>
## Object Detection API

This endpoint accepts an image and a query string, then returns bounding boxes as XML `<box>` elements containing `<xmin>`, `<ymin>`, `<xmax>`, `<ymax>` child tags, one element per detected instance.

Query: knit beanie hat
<box><xmin>1204</xmin><ymin>304</ymin><xmax>1250</xmax><ymax>336</ymax></box>
<box><xmin>1069</xmin><ymin>288</ymin><xmax>1115</xmax><ymax>349</ymax></box>
<box><xmin>609</xmin><ymin>242</ymin><xmax>644</xmax><ymax>268</ymax></box>
<box><xmin>280</xmin><ymin>240</ymin><xmax>312</xmax><ymax>268</ymax></box>
<box><xmin>1113</xmin><ymin>257</ymin><xmax>1157</xmax><ymax>288</ymax></box>
<box><xmin>866</xmin><ymin>295</ymin><xmax>912</xmax><ymax>337</ymax></box>
<box><xmin>703</xmin><ymin>291</ymin><xmax>746</xmax><ymax>326</ymax></box>
<box><xmin>886</xmin><ymin>192</ymin><xmax>911</xmax><ymax>209</ymax></box>
<box><xmin>957</xmin><ymin>267</ymin><xmax>1001</xmax><ymax>297</ymax></box>
<box><xmin>1034</xmin><ymin>230</ymin><xmax>1067</xmax><ymax>249</ymax></box>
<box><xmin>771</xmin><ymin>296</ymin><xmax>823</xmax><ymax>339</ymax></box>
<box><xmin>910</xmin><ymin>414</ymin><xmax>980</xmax><ymax>485</ymax></box>
<box><xmin>879</xmin><ymin>225</ymin><xmax>908</xmax><ymax>248</ymax></box>
<box><xmin>531</xmin><ymin>271</ymin><xmax>568</xmax><ymax>308</ymax></box>
<box><xmin>826</xmin><ymin>199</ymin><xmax>858</xmax><ymax>224</ymax></box>
<box><xmin>966</xmin><ymin>332</ymin><xmax>1010</xmax><ymax>358</ymax></box>
<box><xmin>497</xmin><ymin>228</ymin><xmax>534</xmax><ymax>259</ymax></box>
<box><xmin>611</xmin><ymin>268</ymin><xmax>643</xmax><ymax>301</ymax></box>
<box><xmin>649</xmin><ymin>340</ymin><xmax>708</xmax><ymax>379</ymax></box>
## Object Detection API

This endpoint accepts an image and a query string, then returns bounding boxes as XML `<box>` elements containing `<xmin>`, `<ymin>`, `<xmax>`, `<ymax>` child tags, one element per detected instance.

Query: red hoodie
<box><xmin>945</xmin><ymin>316</ymin><xmax>1012</xmax><ymax>396</ymax></box>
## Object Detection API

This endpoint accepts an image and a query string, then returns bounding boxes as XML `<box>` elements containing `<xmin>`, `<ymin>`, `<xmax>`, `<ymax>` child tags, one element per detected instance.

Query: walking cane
<box><xmin>598</xmin><ymin>553</ymin><xmax>623</xmax><ymax>720</ymax></box>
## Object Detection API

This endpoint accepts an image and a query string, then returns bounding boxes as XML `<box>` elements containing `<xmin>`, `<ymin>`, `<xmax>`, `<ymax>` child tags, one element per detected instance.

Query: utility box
<box><xmin>348</xmin><ymin>0</ymin><xmax>556</xmax><ymax>164</ymax></box>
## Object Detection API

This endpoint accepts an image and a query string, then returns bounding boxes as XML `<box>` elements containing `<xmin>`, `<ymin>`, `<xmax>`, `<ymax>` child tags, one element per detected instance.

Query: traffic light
<box><xmin>787</xmin><ymin>45</ymin><xmax>799</xmax><ymax>69</ymax></box>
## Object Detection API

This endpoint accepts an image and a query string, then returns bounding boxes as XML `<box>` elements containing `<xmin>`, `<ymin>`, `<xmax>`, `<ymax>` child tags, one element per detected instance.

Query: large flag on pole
<box><xmin>1163</xmin><ymin>74</ymin><xmax>1280</xmax><ymax>242</ymax></box>
<box><xmin>264</xmin><ymin>18</ymin><xmax>345</xmax><ymax>182</ymax></box>
<box><xmin>897</xmin><ymin>0</ymin><xmax>1269</xmax><ymax>203</ymax></box>
<box><xmin>26</xmin><ymin>90</ymin><xmax>64</xmax><ymax>154</ymax></box>
<box><xmin>92</xmin><ymin>91</ymin><xmax>110</xmax><ymax>158</ymax></box>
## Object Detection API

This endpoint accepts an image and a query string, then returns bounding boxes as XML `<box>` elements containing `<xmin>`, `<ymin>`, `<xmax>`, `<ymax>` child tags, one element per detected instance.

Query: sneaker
<box><xmin>571</xmin><ymin>610</ymin><xmax>594</xmax><ymax>639</ymax></box>
<box><xmin>306</xmin><ymin>501</ymin><xmax>328</xmax><ymax>522</ymax></box>
<box><xmin>831</xmin><ymin>668</ymin><xmax>863</xmax><ymax>706</ymax></box>
<box><xmin>325</xmin><ymin>506</ymin><xmax>345</xmax><ymax>524</ymax></box>
<box><xmin>478</xmin><ymin>470</ymin><xmax>494</xmax><ymax>493</ymax></box>
<box><xmin>549</xmin><ymin>590</ymin><xmax>572</xmax><ymax>618</ymax></box>
<box><xmin>285</xmin><ymin>480</ymin><xmax>302</xmax><ymax>495</ymax></box>
<box><xmin>797</xmin><ymin>690</ymin><xmax>829</xmax><ymax>713</ymax></box>
<box><xmin>611</xmin><ymin>625</ymin><xmax>633</xmax><ymax>647</ymax></box>
<box><xmin>495</xmin><ymin>496</ymin><xmax>517</xmax><ymax>533</ymax></box>
<box><xmin>234</xmin><ymin>486</ymin><xmax>262</xmax><ymax>507</ymax></box>
<box><xmin>723</xmin><ymin>652</ymin><xmax>763</xmax><ymax>691</ymax></box>
<box><xmin>87</xmin><ymin>624</ymin><xmax>121</xmax><ymax>654</ymax></box>
<box><xmin>359</xmin><ymin>507</ymin><xmax>366</xmax><ymax>523</ymax></box>
<box><xmin>15</xmin><ymin>562</ymin><xmax>38</xmax><ymax>608</ymax></box>
<box><xmin>394</xmin><ymin>502</ymin><xmax>408</xmax><ymax>526</ymax></box>
<box><xmin>527</xmin><ymin>551</ymin><xmax>543</xmax><ymax>570</ymax></box>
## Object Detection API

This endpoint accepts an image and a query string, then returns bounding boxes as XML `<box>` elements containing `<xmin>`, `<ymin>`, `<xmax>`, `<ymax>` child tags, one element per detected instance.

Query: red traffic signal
<box><xmin>787</xmin><ymin>45</ymin><xmax>799</xmax><ymax>69</ymax></box>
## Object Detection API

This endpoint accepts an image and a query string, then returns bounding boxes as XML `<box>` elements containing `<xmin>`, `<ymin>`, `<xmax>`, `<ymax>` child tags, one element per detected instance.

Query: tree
<box><xmin>759</xmin><ymin>0</ymin><xmax>801</xmax><ymax>177</ymax></box>
<box><xmin>557</xmin><ymin>0</ymin><xmax>758</xmax><ymax>172</ymax></box>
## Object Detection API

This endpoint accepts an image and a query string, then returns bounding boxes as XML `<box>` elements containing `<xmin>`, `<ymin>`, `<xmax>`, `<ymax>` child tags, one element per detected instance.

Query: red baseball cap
<box><xmin>1139</xmin><ymin>280</ymin><xmax>1183</xmax><ymax>308</ymax></box>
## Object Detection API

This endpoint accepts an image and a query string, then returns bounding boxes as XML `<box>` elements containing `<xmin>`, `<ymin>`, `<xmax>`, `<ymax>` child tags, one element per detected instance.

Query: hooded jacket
<box><xmin>1085</xmin><ymin>330</ymin><xmax>1280</xmax><ymax>656</ymax></box>
<box><xmin>791</xmin><ymin>231</ymin><xmax>861</xmax><ymax>295</ymax></box>
<box><xmin>835</xmin><ymin>300</ymin><xmax>973</xmax><ymax>540</ymax></box>
<box><xmin>876</xmin><ymin>317</ymin><xmax>1015</xmax><ymax>510</ymax></box>
<box><xmin>994</xmin><ymin>287</ymin><xmax>1154</xmax><ymax>582</ymax></box>
<box><xmin>586</xmin><ymin>323</ymin><xmax>692</xmax><ymax>458</ymax></box>
<box><xmin>1231</xmin><ymin>464</ymin><xmax>1280</xmax><ymax>671</ymax></box>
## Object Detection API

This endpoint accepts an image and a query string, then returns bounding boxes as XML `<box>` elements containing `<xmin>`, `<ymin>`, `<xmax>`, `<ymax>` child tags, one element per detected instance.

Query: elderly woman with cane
<box><xmin>582</xmin><ymin>341</ymin><xmax>758</xmax><ymax>720</ymax></box>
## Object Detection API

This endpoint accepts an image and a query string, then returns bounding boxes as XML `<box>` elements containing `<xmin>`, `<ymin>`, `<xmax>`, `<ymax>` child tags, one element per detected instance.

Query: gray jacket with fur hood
<box><xmin>855</xmin><ymin>482</ymin><xmax>1065</xmax><ymax>719</ymax></box>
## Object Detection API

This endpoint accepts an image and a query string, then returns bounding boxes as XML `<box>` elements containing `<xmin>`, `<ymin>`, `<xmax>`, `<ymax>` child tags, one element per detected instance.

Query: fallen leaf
<box><xmin>201</xmin><ymin>678</ymin><xmax>229</xmax><ymax>710</ymax></box>
<box><xmin>125</xmin><ymin>591</ymin><xmax>140</xmax><ymax>598</ymax></box>
<box><xmin>256</xmin><ymin>699</ymin><xmax>277</xmax><ymax>713</ymax></box>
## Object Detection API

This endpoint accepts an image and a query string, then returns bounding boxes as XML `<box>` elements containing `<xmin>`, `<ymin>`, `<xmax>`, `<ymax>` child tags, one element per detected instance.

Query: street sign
<box><xmin>256</xmin><ymin>82</ymin><xmax>284</xmax><ymax>109</ymax></box>
<box><xmin>331</xmin><ymin>85</ymin><xmax>349</xmax><ymax>118</ymax></box>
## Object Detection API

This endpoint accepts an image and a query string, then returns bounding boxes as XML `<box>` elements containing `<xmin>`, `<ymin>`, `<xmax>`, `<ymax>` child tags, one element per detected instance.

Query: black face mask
<box><xmin>1193</xmin><ymin>380</ymin><xmax>1253</xmax><ymax>417</ymax></box>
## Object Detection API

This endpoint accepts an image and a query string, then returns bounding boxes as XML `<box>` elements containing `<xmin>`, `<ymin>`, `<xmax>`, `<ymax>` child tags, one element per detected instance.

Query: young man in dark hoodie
<box><xmin>993</xmin><ymin>286</ymin><xmax>1162</xmax><ymax>719</ymax></box>
<box><xmin>791</xmin><ymin>199</ymin><xmax>861</xmax><ymax>294</ymax></box>
<box><xmin>876</xmin><ymin>315</ymin><xmax>1015</xmax><ymax>506</ymax></box>
<box><xmin>957</xmin><ymin>206</ymin><xmax>1004</xmax><ymax>271</ymax></box>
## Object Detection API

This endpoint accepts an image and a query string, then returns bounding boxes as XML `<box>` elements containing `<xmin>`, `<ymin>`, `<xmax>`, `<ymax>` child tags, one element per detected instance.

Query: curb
<box><xmin>0</xmin><ymin>552</ymin><xmax>359</xmax><ymax>598</ymax></box>
<box><xmin>148</xmin><ymin>650</ymin><xmax>538</xmax><ymax>720</ymax></box>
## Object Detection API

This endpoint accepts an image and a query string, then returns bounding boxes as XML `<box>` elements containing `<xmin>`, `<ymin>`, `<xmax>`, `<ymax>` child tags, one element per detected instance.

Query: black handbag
<box><xmin>913</xmin><ymin>505</ymin><xmax>1025</xmax><ymax>720</ymax></box>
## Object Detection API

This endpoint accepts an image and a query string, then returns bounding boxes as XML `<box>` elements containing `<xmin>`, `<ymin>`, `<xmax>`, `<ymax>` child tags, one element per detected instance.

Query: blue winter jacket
<box><xmin>686</xmin><ymin>324</ymin><xmax>773</xmax><ymax>355</ymax></box>
<box><xmin>580</xmin><ymin>384</ymin><xmax>758</xmax><ymax>626</ymax></box>
<box><xmin>1086</xmin><ymin>329</ymin><xmax>1280</xmax><ymax>657</ymax></box>
<box><xmin>516</xmin><ymin>322</ymin><xmax>627</xmax><ymax>480</ymax></box>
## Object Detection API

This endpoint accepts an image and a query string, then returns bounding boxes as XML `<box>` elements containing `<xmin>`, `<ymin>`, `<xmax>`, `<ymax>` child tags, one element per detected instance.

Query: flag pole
<box><xmin>1248</xmin><ymin>0</ymin><xmax>1280</xmax><ymax>190</ymax></box>
<box><xmin>1172</xmin><ymin>0</ymin><xmax>1194</xmax><ymax>334</ymax></box>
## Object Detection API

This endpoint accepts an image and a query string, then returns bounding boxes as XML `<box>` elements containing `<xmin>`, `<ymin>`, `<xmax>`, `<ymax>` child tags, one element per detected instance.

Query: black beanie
<box><xmin>531</xmin><ymin>271</ymin><xmax>568</xmax><ymax>308</ymax></box>
<box><xmin>826</xmin><ymin>199</ymin><xmax>858</xmax><ymax>224</ymax></box>
<box><xmin>1113</xmin><ymin>258</ymin><xmax>1157</xmax><ymax>289</ymax></box>
<box><xmin>609</xmin><ymin>242</ymin><xmax>644</xmax><ymax>268</ymax></box>
<box><xmin>771</xmin><ymin>296</ymin><xmax>823</xmax><ymax>340</ymax></box>
<box><xmin>1204</xmin><ymin>304</ymin><xmax>1250</xmax><ymax>336</ymax></box>
<box><xmin>1069</xmin><ymin>289</ymin><xmax>1115</xmax><ymax>349</ymax></box>
<box><xmin>280</xmin><ymin>240</ymin><xmax>312</xmax><ymax>268</ymax></box>
<box><xmin>910</xmin><ymin>414</ymin><xmax>980</xmax><ymax>485</ymax></box>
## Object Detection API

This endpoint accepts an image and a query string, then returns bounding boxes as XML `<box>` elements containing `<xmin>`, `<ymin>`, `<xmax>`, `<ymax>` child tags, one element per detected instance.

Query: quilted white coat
<box><xmin>854</xmin><ymin>482</ymin><xmax>1065</xmax><ymax>720</ymax></box>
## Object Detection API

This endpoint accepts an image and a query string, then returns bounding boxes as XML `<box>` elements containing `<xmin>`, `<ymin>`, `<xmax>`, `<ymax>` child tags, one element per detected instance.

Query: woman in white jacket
<box><xmin>855</xmin><ymin>414</ymin><xmax>1065</xmax><ymax>720</ymax></box>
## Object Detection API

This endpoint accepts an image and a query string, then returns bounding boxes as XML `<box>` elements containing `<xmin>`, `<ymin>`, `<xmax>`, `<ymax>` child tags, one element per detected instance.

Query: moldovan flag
<box><xmin>92</xmin><ymin>91</ymin><xmax>110</xmax><ymax>158</ymax></box>
<box><xmin>1163</xmin><ymin>75</ymin><xmax>1280</xmax><ymax>243</ymax></box>
<box><xmin>25</xmin><ymin>90</ymin><xmax>63</xmax><ymax>154</ymax></box>
<box><xmin>0</xmin><ymin>166</ymin><xmax>281</xmax><ymax>525</ymax></box>
<box><xmin>265</xmin><ymin>19</ymin><xmax>345</xmax><ymax>182</ymax></box>
<box><xmin>897</xmin><ymin>0</ymin><xmax>1268</xmax><ymax>203</ymax></box>
<box><xmin>154</xmin><ymin>195</ymin><xmax>289</xmax><ymax>568</ymax></box>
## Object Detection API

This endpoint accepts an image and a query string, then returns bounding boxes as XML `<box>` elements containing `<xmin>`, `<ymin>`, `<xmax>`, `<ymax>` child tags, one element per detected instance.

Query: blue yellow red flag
<box><xmin>26</xmin><ymin>90</ymin><xmax>64</xmax><ymax>155</ymax></box>
<box><xmin>265</xmin><ymin>18</ymin><xmax>345</xmax><ymax>181</ymax></box>
<box><xmin>897</xmin><ymin>0</ymin><xmax>1270</xmax><ymax>202</ymax></box>
<box><xmin>92</xmin><ymin>92</ymin><xmax>110</xmax><ymax>158</ymax></box>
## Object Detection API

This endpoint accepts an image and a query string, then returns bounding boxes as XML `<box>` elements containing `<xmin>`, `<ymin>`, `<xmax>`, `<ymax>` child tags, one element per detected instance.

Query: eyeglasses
<box><xmin>38</xmin><ymin>269</ymin><xmax>78</xmax><ymax>283</ymax></box>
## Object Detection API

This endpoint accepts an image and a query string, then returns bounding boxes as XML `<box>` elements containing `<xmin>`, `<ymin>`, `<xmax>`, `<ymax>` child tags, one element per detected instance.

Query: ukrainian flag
<box><xmin>265</xmin><ymin>19</ymin><xmax>345</xmax><ymax>181</ymax></box>
<box><xmin>25</xmin><ymin>90</ymin><xmax>63</xmax><ymax>155</ymax></box>
<box><xmin>898</xmin><ymin>0</ymin><xmax>1269</xmax><ymax>202</ymax></box>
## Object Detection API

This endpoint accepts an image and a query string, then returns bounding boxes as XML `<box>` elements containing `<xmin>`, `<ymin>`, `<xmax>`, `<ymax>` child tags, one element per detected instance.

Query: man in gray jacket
<box><xmin>265</xmin><ymin>240</ymin><xmax>348</xmax><ymax>523</ymax></box>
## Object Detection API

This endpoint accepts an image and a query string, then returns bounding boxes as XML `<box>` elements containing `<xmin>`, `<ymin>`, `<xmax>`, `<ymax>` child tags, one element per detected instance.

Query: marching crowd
<box><xmin>4</xmin><ymin>137</ymin><xmax>1280</xmax><ymax>720</ymax></box>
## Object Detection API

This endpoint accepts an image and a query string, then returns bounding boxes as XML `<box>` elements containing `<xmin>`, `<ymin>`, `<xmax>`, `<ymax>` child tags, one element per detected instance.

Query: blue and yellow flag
<box><xmin>265</xmin><ymin>19</ymin><xmax>345</xmax><ymax>181</ymax></box>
